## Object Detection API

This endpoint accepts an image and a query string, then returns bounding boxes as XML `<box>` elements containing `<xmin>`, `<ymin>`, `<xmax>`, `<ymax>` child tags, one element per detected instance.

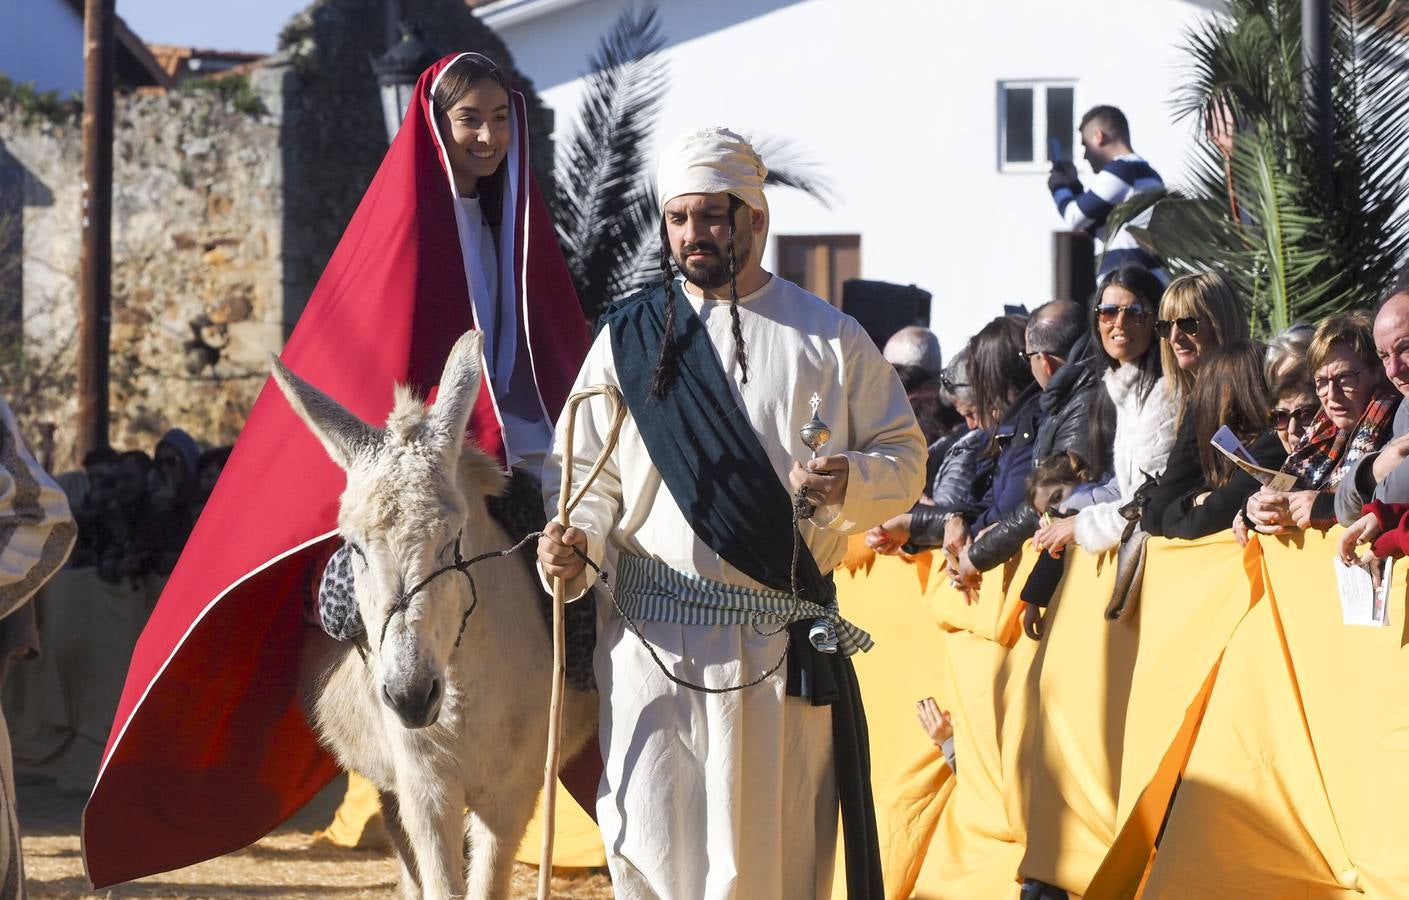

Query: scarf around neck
<box><xmin>1282</xmin><ymin>380</ymin><xmax>1400</xmax><ymax>490</ymax></box>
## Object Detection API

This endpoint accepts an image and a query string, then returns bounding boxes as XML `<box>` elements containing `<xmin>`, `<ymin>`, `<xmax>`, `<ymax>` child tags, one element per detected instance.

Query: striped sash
<box><xmin>614</xmin><ymin>553</ymin><xmax>873</xmax><ymax>657</ymax></box>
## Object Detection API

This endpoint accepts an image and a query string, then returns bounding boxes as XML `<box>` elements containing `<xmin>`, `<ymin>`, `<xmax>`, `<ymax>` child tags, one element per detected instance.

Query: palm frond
<box><xmin>1151</xmin><ymin>0</ymin><xmax>1409</xmax><ymax>336</ymax></box>
<box><xmin>751</xmin><ymin>137</ymin><xmax>836</xmax><ymax>210</ymax></box>
<box><xmin>552</xmin><ymin>4</ymin><xmax>668</xmax><ymax>321</ymax></box>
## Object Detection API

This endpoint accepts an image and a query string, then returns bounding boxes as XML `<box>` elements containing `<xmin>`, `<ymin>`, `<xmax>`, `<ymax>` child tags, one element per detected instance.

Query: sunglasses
<box><xmin>1155</xmin><ymin>317</ymin><xmax>1200</xmax><ymax>339</ymax></box>
<box><xmin>1095</xmin><ymin>303</ymin><xmax>1150</xmax><ymax>325</ymax></box>
<box><xmin>940</xmin><ymin>376</ymin><xmax>968</xmax><ymax>393</ymax></box>
<box><xmin>1271</xmin><ymin>404</ymin><xmax>1319</xmax><ymax>429</ymax></box>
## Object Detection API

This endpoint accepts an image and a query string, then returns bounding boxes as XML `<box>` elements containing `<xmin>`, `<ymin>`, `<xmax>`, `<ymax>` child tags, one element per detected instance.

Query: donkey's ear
<box><xmin>269</xmin><ymin>354</ymin><xmax>383</xmax><ymax>470</ymax></box>
<box><xmin>426</xmin><ymin>331</ymin><xmax>485</xmax><ymax>458</ymax></box>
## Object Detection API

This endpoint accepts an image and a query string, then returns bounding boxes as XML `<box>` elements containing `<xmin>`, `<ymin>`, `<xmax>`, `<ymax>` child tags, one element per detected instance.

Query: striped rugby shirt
<box><xmin>1050</xmin><ymin>153</ymin><xmax>1164</xmax><ymax>275</ymax></box>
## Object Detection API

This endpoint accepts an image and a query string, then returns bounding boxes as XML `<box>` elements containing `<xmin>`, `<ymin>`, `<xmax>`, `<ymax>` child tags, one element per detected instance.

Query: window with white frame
<box><xmin>997</xmin><ymin>81</ymin><xmax>1077</xmax><ymax>172</ymax></box>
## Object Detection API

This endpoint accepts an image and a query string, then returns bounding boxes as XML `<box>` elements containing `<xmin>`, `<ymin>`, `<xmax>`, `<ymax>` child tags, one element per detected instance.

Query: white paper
<box><xmin>1209</xmin><ymin>425</ymin><xmax>1299</xmax><ymax>492</ymax></box>
<box><xmin>1333</xmin><ymin>555</ymin><xmax>1393</xmax><ymax>627</ymax></box>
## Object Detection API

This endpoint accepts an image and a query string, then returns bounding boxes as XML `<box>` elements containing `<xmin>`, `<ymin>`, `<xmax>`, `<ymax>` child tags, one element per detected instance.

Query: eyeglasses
<box><xmin>1095</xmin><ymin>303</ymin><xmax>1150</xmax><ymax>325</ymax></box>
<box><xmin>940</xmin><ymin>376</ymin><xmax>968</xmax><ymax>393</ymax></box>
<box><xmin>1271</xmin><ymin>404</ymin><xmax>1319</xmax><ymax>429</ymax></box>
<box><xmin>1155</xmin><ymin>317</ymin><xmax>1200</xmax><ymax>339</ymax></box>
<box><xmin>1313</xmin><ymin>369</ymin><xmax>1365</xmax><ymax>396</ymax></box>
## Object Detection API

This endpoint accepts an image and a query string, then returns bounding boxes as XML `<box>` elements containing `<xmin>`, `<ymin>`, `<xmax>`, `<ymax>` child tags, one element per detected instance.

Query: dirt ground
<box><xmin>17</xmin><ymin>774</ymin><xmax>614</xmax><ymax>899</ymax></box>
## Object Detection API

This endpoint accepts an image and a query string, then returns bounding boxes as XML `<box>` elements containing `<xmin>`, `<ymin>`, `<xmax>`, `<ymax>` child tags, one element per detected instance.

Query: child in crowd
<box><xmin>915</xmin><ymin>697</ymin><xmax>956</xmax><ymax>772</ymax></box>
<box><xmin>1023</xmin><ymin>451</ymin><xmax>1097</xmax><ymax>640</ymax></box>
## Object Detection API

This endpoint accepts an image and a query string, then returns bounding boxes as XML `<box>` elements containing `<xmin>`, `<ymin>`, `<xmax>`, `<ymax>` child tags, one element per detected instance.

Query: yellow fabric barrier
<box><xmin>1018</xmin><ymin>532</ymin><xmax>1261</xmax><ymax>895</ymax></box>
<box><xmin>313</xmin><ymin>528</ymin><xmax>1409</xmax><ymax>899</ymax></box>
<box><xmin>1144</xmin><ymin>529</ymin><xmax>1409</xmax><ymax>898</ymax></box>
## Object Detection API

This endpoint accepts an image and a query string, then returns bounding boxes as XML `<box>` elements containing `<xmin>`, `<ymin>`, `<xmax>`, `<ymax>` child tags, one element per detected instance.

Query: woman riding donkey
<box><xmin>83</xmin><ymin>53</ymin><xmax>595</xmax><ymax>891</ymax></box>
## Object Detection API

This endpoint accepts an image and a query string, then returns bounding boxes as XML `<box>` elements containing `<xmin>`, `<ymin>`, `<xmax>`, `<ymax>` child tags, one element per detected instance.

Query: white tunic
<box><xmin>542</xmin><ymin>274</ymin><xmax>925</xmax><ymax>900</ymax></box>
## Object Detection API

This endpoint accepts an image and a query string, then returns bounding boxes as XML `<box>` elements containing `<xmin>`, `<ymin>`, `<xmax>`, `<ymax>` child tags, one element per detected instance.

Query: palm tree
<box><xmin>1120</xmin><ymin>0</ymin><xmax>1409</xmax><ymax>336</ymax></box>
<box><xmin>552</xmin><ymin>5</ymin><xmax>834</xmax><ymax>322</ymax></box>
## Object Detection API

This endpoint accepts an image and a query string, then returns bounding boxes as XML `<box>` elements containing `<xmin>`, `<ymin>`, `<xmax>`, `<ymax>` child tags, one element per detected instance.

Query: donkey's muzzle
<box><xmin>382</xmin><ymin>676</ymin><xmax>443</xmax><ymax>729</ymax></box>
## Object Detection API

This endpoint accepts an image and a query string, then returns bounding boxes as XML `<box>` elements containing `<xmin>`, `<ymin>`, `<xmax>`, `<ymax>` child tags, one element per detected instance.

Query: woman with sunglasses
<box><xmin>1032</xmin><ymin>265</ymin><xmax>1177</xmax><ymax>557</ymax></box>
<box><xmin>1139</xmin><ymin>272</ymin><xmax>1249</xmax><ymax>534</ymax></box>
<box><xmin>1268</xmin><ymin>359</ymin><xmax>1318</xmax><ymax>453</ymax></box>
<box><xmin>1148</xmin><ymin>341</ymin><xmax>1288</xmax><ymax>538</ymax></box>
<box><xmin>1236</xmin><ymin>312</ymin><xmax>1399</xmax><ymax>541</ymax></box>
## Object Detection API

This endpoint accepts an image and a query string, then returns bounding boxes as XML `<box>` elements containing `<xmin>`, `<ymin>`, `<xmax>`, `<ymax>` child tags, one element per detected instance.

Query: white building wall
<box><xmin>0</xmin><ymin>0</ymin><xmax>84</xmax><ymax>95</ymax></box>
<box><xmin>485</xmin><ymin>0</ymin><xmax>1217</xmax><ymax>356</ymax></box>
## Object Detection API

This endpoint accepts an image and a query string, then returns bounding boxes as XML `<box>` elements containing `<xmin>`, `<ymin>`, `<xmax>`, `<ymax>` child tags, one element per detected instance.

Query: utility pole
<box><xmin>1302</xmin><ymin>0</ymin><xmax>1333</xmax><ymax>192</ymax></box>
<box><xmin>78</xmin><ymin>0</ymin><xmax>114</xmax><ymax>464</ymax></box>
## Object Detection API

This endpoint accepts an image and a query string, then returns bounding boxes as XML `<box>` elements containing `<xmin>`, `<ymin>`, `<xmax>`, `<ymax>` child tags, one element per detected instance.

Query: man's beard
<box><xmin>674</xmin><ymin>232</ymin><xmax>751</xmax><ymax>290</ymax></box>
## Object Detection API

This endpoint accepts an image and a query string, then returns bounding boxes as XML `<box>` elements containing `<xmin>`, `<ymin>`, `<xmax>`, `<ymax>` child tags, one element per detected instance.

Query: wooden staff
<box><xmin>539</xmin><ymin>384</ymin><xmax>625</xmax><ymax>900</ymax></box>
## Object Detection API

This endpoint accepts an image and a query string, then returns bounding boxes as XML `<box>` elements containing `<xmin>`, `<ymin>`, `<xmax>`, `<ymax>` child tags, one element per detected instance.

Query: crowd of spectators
<box><xmin>59</xmin><ymin>431</ymin><xmax>231</xmax><ymax>584</ymax></box>
<box><xmin>868</xmin><ymin>261</ymin><xmax>1409</xmax><ymax>600</ymax></box>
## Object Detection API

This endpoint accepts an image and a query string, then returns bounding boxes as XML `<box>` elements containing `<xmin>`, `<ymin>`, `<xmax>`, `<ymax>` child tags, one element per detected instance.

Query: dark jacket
<box><xmin>1140</xmin><ymin>404</ymin><xmax>1200</xmax><ymax>536</ymax></box>
<box><xmin>972</xmin><ymin>382</ymin><xmax>1045</xmax><ymax>532</ymax></box>
<box><xmin>909</xmin><ymin>428</ymin><xmax>992</xmax><ymax>548</ymax></box>
<box><xmin>1154</xmin><ymin>429</ymin><xmax>1288</xmax><ymax>539</ymax></box>
<box><xmin>968</xmin><ymin>343</ymin><xmax>1100</xmax><ymax>571</ymax></box>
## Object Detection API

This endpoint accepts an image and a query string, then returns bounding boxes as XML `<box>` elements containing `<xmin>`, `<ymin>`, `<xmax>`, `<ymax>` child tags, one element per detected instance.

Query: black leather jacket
<box><xmin>968</xmin><ymin>344</ymin><xmax>1100</xmax><ymax>571</ymax></box>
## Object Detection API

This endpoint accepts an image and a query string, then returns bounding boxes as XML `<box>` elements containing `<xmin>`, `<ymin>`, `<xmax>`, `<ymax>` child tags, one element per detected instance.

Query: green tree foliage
<box><xmin>1121</xmin><ymin>0</ymin><xmax>1409</xmax><ymax>335</ymax></box>
<box><xmin>554</xmin><ymin>4</ymin><xmax>834</xmax><ymax>321</ymax></box>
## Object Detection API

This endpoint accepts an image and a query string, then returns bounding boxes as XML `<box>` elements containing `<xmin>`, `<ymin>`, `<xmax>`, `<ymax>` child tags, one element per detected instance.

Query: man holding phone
<box><xmin>1048</xmin><ymin>105</ymin><xmax>1165</xmax><ymax>278</ymax></box>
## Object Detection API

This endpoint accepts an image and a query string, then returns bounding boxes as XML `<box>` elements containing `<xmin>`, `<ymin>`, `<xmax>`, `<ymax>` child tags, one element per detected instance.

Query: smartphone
<box><xmin>1048</xmin><ymin>137</ymin><xmax>1066</xmax><ymax>163</ymax></box>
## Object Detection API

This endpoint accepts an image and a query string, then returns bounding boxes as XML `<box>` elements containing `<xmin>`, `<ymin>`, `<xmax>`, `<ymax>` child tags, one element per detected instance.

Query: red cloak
<box><xmin>81</xmin><ymin>54</ymin><xmax>591</xmax><ymax>886</ymax></box>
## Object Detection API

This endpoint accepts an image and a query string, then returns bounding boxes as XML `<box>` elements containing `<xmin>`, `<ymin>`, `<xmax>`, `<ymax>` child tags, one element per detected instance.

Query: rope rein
<box><xmin>370</xmin><ymin>484</ymin><xmax>817</xmax><ymax>695</ymax></box>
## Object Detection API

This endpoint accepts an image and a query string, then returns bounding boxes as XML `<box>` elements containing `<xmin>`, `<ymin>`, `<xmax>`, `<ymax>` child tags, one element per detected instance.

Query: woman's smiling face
<box><xmin>437</xmin><ymin>78</ymin><xmax>510</xmax><ymax>196</ymax></box>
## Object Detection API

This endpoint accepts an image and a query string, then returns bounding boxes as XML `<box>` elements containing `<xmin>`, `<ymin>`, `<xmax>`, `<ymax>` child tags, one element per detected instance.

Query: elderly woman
<box><xmin>1237</xmin><ymin>311</ymin><xmax>1400</xmax><ymax>539</ymax></box>
<box><xmin>1268</xmin><ymin>353</ymin><xmax>1318</xmax><ymax>456</ymax></box>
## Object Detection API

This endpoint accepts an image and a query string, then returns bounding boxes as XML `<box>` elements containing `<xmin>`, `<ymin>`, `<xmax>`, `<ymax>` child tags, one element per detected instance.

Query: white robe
<box><xmin>542</xmin><ymin>274</ymin><xmax>925</xmax><ymax>899</ymax></box>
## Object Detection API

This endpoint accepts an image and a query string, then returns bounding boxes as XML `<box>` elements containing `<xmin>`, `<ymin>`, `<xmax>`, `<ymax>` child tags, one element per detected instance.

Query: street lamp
<box><xmin>372</xmin><ymin>26</ymin><xmax>438</xmax><ymax>145</ymax></box>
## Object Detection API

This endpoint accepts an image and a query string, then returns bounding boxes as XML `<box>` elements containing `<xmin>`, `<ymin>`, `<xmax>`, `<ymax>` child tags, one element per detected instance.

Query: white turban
<box><xmin>656</xmin><ymin>127</ymin><xmax>769</xmax><ymax>263</ymax></box>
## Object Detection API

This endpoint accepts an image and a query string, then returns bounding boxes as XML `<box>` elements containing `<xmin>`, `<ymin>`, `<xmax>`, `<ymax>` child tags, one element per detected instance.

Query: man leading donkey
<box><xmin>538</xmin><ymin>127</ymin><xmax>926</xmax><ymax>899</ymax></box>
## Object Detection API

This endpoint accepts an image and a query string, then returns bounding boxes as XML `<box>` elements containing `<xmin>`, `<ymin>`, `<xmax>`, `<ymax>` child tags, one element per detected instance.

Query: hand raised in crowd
<box><xmin>537</xmin><ymin>521</ymin><xmax>588</xmax><ymax>581</ymax></box>
<box><xmin>866</xmin><ymin>513</ymin><xmax>911</xmax><ymax>556</ymax></box>
<box><xmin>914</xmin><ymin>697</ymin><xmax>953</xmax><ymax>750</ymax></box>
<box><xmin>1032</xmin><ymin>515</ymin><xmax>1078</xmax><ymax>558</ymax></box>
<box><xmin>1046</xmin><ymin>160</ymin><xmax>1079</xmax><ymax>192</ymax></box>
<box><xmin>790</xmin><ymin>455</ymin><xmax>850</xmax><ymax>510</ymax></box>
<box><xmin>1022</xmin><ymin>602</ymin><xmax>1046</xmax><ymax>641</ymax></box>
<box><xmin>1339</xmin><ymin>512</ymin><xmax>1384</xmax><ymax>566</ymax></box>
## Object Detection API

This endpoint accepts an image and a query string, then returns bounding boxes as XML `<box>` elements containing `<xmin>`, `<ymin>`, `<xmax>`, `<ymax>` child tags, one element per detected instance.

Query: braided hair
<box><xmin>650</xmin><ymin>195</ymin><xmax>752</xmax><ymax>397</ymax></box>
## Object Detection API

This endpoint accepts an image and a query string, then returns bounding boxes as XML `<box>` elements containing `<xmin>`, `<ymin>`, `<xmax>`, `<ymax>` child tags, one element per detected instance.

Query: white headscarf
<box><xmin>656</xmin><ymin>127</ymin><xmax>769</xmax><ymax>266</ymax></box>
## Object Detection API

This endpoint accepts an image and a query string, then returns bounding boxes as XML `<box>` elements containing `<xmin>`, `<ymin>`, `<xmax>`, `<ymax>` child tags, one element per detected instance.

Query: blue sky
<box><xmin>117</xmin><ymin>1</ymin><xmax>309</xmax><ymax>53</ymax></box>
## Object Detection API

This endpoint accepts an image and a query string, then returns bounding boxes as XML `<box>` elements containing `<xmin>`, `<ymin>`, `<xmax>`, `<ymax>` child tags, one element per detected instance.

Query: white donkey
<box><xmin>271</xmin><ymin>331</ymin><xmax>596</xmax><ymax>900</ymax></box>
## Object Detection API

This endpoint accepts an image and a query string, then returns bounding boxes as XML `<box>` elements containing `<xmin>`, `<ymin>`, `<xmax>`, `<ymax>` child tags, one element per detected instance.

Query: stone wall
<box><xmin>0</xmin><ymin>0</ymin><xmax>551</xmax><ymax>469</ymax></box>
<box><xmin>1</xmin><ymin>84</ymin><xmax>285</xmax><ymax>467</ymax></box>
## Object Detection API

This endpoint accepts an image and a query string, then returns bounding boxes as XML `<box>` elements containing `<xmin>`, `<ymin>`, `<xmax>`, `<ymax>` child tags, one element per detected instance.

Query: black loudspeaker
<box><xmin>840</xmin><ymin>279</ymin><xmax>932</xmax><ymax>351</ymax></box>
<box><xmin>1052</xmin><ymin>231</ymin><xmax>1096</xmax><ymax>304</ymax></box>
